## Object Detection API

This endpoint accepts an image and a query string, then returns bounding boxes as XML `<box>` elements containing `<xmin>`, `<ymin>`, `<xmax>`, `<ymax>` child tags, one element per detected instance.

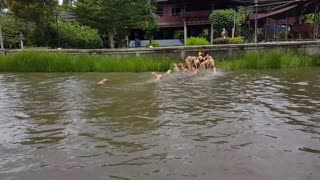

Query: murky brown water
<box><xmin>0</xmin><ymin>68</ymin><xmax>320</xmax><ymax>180</ymax></box>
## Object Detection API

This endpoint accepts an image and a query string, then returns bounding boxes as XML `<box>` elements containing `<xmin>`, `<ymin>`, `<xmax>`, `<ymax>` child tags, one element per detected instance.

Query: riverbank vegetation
<box><xmin>0</xmin><ymin>50</ymin><xmax>319</xmax><ymax>72</ymax></box>
<box><xmin>0</xmin><ymin>52</ymin><xmax>173</xmax><ymax>72</ymax></box>
<box><xmin>218</xmin><ymin>50</ymin><xmax>320</xmax><ymax>70</ymax></box>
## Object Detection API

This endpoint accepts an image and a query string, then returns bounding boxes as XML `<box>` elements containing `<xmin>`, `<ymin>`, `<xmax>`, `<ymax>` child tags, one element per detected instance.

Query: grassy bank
<box><xmin>0</xmin><ymin>50</ymin><xmax>319</xmax><ymax>72</ymax></box>
<box><xmin>218</xmin><ymin>50</ymin><xmax>320</xmax><ymax>71</ymax></box>
<box><xmin>0</xmin><ymin>52</ymin><xmax>174</xmax><ymax>72</ymax></box>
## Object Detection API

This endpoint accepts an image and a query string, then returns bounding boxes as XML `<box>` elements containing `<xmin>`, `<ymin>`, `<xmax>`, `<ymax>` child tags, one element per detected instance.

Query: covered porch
<box><xmin>244</xmin><ymin>0</ymin><xmax>318</xmax><ymax>41</ymax></box>
<box><xmin>130</xmin><ymin>0</ymin><xmax>236</xmax><ymax>47</ymax></box>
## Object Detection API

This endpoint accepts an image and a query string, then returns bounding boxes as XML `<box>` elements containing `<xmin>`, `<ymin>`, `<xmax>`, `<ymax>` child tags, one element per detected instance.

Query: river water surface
<box><xmin>0</xmin><ymin>68</ymin><xmax>320</xmax><ymax>180</ymax></box>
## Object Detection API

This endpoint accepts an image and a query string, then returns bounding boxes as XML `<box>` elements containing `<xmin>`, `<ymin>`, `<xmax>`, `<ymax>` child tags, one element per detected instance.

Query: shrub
<box><xmin>229</xmin><ymin>37</ymin><xmax>244</xmax><ymax>44</ymax></box>
<box><xmin>212</xmin><ymin>37</ymin><xmax>244</xmax><ymax>44</ymax></box>
<box><xmin>51</xmin><ymin>20</ymin><xmax>103</xmax><ymax>49</ymax></box>
<box><xmin>0</xmin><ymin>14</ymin><xmax>35</xmax><ymax>48</ymax></box>
<box><xmin>174</xmin><ymin>31</ymin><xmax>184</xmax><ymax>39</ymax></box>
<box><xmin>209</xmin><ymin>9</ymin><xmax>239</xmax><ymax>38</ymax></box>
<box><xmin>212</xmin><ymin>37</ymin><xmax>230</xmax><ymax>44</ymax></box>
<box><xmin>146</xmin><ymin>40</ymin><xmax>160</xmax><ymax>47</ymax></box>
<box><xmin>186</xmin><ymin>37</ymin><xmax>210</xmax><ymax>46</ymax></box>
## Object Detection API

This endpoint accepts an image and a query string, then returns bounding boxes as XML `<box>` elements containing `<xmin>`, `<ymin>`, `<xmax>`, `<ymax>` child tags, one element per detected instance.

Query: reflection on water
<box><xmin>0</xmin><ymin>68</ymin><xmax>320</xmax><ymax>180</ymax></box>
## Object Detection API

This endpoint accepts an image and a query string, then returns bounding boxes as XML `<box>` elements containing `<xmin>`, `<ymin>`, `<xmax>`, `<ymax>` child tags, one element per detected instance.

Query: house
<box><xmin>129</xmin><ymin>0</ymin><xmax>319</xmax><ymax>46</ymax></box>
<box><xmin>243</xmin><ymin>0</ymin><xmax>317</xmax><ymax>40</ymax></box>
<box><xmin>130</xmin><ymin>0</ymin><xmax>235</xmax><ymax>47</ymax></box>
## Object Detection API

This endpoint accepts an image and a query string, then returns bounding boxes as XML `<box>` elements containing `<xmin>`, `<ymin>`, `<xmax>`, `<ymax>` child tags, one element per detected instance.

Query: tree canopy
<box><xmin>6</xmin><ymin>0</ymin><xmax>58</xmax><ymax>46</ymax></box>
<box><xmin>73</xmin><ymin>0</ymin><xmax>153</xmax><ymax>48</ymax></box>
<box><xmin>7</xmin><ymin>0</ymin><xmax>57</xmax><ymax>23</ymax></box>
<box><xmin>0</xmin><ymin>0</ymin><xmax>6</xmax><ymax>11</ymax></box>
<box><xmin>209</xmin><ymin>9</ymin><xmax>239</xmax><ymax>38</ymax></box>
<box><xmin>3</xmin><ymin>0</ymin><xmax>158</xmax><ymax>49</ymax></box>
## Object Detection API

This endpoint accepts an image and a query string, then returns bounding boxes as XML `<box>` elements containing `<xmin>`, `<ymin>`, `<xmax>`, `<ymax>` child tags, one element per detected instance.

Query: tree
<box><xmin>139</xmin><ymin>0</ymin><xmax>158</xmax><ymax>45</ymax></box>
<box><xmin>7</xmin><ymin>0</ymin><xmax>58</xmax><ymax>46</ymax></box>
<box><xmin>62</xmin><ymin>0</ymin><xmax>75</xmax><ymax>7</ymax></box>
<box><xmin>73</xmin><ymin>0</ymin><xmax>153</xmax><ymax>48</ymax></box>
<box><xmin>62</xmin><ymin>0</ymin><xmax>71</xmax><ymax>5</ymax></box>
<box><xmin>51</xmin><ymin>20</ymin><xmax>103</xmax><ymax>48</ymax></box>
<box><xmin>209</xmin><ymin>9</ymin><xmax>240</xmax><ymax>38</ymax></box>
<box><xmin>0</xmin><ymin>14</ymin><xmax>35</xmax><ymax>48</ymax></box>
<box><xmin>0</xmin><ymin>0</ymin><xmax>7</xmax><ymax>13</ymax></box>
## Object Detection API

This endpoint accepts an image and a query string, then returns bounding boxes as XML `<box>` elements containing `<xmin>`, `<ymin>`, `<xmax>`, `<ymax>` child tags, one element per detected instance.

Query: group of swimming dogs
<box><xmin>95</xmin><ymin>51</ymin><xmax>217</xmax><ymax>85</ymax></box>
<box><xmin>151</xmin><ymin>51</ymin><xmax>217</xmax><ymax>81</ymax></box>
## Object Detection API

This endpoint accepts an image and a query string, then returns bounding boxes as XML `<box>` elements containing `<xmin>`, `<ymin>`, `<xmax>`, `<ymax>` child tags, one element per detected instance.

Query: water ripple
<box><xmin>0</xmin><ymin>69</ymin><xmax>320</xmax><ymax>180</ymax></box>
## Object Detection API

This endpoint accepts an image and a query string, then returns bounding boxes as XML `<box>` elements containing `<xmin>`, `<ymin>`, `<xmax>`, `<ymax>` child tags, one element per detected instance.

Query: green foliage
<box><xmin>236</xmin><ymin>6</ymin><xmax>250</xmax><ymax>24</ymax></box>
<box><xmin>1</xmin><ymin>50</ymin><xmax>319</xmax><ymax>72</ymax></box>
<box><xmin>186</xmin><ymin>37</ymin><xmax>210</xmax><ymax>46</ymax></box>
<box><xmin>7</xmin><ymin>0</ymin><xmax>57</xmax><ymax>23</ymax></box>
<box><xmin>199</xmin><ymin>29</ymin><xmax>209</xmax><ymax>39</ymax></box>
<box><xmin>212</xmin><ymin>37</ymin><xmax>230</xmax><ymax>44</ymax></box>
<box><xmin>240</xmin><ymin>26</ymin><xmax>254</xmax><ymax>43</ymax></box>
<box><xmin>303</xmin><ymin>13</ymin><xmax>314</xmax><ymax>23</ymax></box>
<box><xmin>218</xmin><ymin>50</ymin><xmax>319</xmax><ymax>71</ymax></box>
<box><xmin>173</xmin><ymin>31</ymin><xmax>184</xmax><ymax>39</ymax></box>
<box><xmin>209</xmin><ymin>9</ymin><xmax>239</xmax><ymax>38</ymax></box>
<box><xmin>140</xmin><ymin>19</ymin><xmax>159</xmax><ymax>42</ymax></box>
<box><xmin>7</xmin><ymin>0</ymin><xmax>58</xmax><ymax>46</ymax></box>
<box><xmin>73</xmin><ymin>0</ymin><xmax>153</xmax><ymax>48</ymax></box>
<box><xmin>62</xmin><ymin>0</ymin><xmax>73</xmax><ymax>6</ymax></box>
<box><xmin>229</xmin><ymin>37</ymin><xmax>244</xmax><ymax>44</ymax></box>
<box><xmin>0</xmin><ymin>14</ymin><xmax>35</xmax><ymax>48</ymax></box>
<box><xmin>0</xmin><ymin>0</ymin><xmax>8</xmax><ymax>12</ymax></box>
<box><xmin>52</xmin><ymin>20</ymin><xmax>103</xmax><ymax>49</ymax></box>
<box><xmin>146</xmin><ymin>40</ymin><xmax>160</xmax><ymax>47</ymax></box>
<box><xmin>139</xmin><ymin>0</ymin><xmax>159</xmax><ymax>43</ymax></box>
<box><xmin>0</xmin><ymin>51</ymin><xmax>174</xmax><ymax>72</ymax></box>
<box><xmin>212</xmin><ymin>37</ymin><xmax>244</xmax><ymax>44</ymax></box>
<box><xmin>0</xmin><ymin>14</ymin><xmax>102</xmax><ymax>49</ymax></box>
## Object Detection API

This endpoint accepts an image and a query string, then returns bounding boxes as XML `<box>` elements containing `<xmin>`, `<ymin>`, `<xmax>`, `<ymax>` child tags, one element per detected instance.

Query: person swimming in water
<box><xmin>200</xmin><ymin>52</ymin><xmax>216</xmax><ymax>70</ymax></box>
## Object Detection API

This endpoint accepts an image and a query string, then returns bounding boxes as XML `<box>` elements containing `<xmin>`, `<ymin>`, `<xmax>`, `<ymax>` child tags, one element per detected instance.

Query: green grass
<box><xmin>217</xmin><ymin>49</ymin><xmax>320</xmax><ymax>71</ymax></box>
<box><xmin>0</xmin><ymin>49</ymin><xmax>319</xmax><ymax>72</ymax></box>
<box><xmin>0</xmin><ymin>52</ymin><xmax>174</xmax><ymax>72</ymax></box>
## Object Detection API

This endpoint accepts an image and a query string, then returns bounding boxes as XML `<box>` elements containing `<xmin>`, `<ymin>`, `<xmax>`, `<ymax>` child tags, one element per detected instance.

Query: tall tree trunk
<box><xmin>108</xmin><ymin>31</ymin><xmax>115</xmax><ymax>49</ymax></box>
<box><xmin>0</xmin><ymin>25</ymin><xmax>4</xmax><ymax>50</ymax></box>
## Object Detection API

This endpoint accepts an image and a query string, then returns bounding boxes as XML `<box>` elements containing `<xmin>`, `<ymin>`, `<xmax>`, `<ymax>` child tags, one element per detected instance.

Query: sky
<box><xmin>58</xmin><ymin>0</ymin><xmax>63</xmax><ymax>5</ymax></box>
